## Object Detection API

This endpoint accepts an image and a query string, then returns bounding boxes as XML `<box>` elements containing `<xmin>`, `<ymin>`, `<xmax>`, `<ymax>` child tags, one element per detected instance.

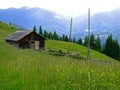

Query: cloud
<box><xmin>0</xmin><ymin>0</ymin><xmax>120</xmax><ymax>17</ymax></box>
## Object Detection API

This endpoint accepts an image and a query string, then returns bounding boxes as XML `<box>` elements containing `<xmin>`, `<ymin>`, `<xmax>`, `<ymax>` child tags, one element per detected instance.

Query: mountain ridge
<box><xmin>0</xmin><ymin>7</ymin><xmax>120</xmax><ymax>42</ymax></box>
<box><xmin>0</xmin><ymin>7</ymin><xmax>70</xmax><ymax>35</ymax></box>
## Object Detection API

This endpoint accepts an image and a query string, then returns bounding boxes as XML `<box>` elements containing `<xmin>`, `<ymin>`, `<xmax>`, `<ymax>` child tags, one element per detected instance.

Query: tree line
<box><xmin>84</xmin><ymin>34</ymin><xmax>120</xmax><ymax>60</ymax></box>
<box><xmin>33</xmin><ymin>25</ymin><xmax>70</xmax><ymax>41</ymax></box>
<box><xmin>33</xmin><ymin>25</ymin><xmax>120</xmax><ymax>60</ymax></box>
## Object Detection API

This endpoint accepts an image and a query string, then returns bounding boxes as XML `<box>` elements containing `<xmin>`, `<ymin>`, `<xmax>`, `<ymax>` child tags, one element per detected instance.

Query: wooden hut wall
<box><xmin>6</xmin><ymin>40</ymin><xmax>19</xmax><ymax>48</ymax></box>
<box><xmin>18</xmin><ymin>32</ymin><xmax>45</xmax><ymax>49</ymax></box>
<box><xmin>18</xmin><ymin>33</ymin><xmax>31</xmax><ymax>48</ymax></box>
<box><xmin>31</xmin><ymin>32</ymin><xmax>45</xmax><ymax>49</ymax></box>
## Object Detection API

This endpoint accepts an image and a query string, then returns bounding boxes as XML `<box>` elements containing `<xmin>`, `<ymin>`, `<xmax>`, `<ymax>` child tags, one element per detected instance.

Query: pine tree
<box><xmin>62</xmin><ymin>34</ymin><xmax>66</xmax><ymax>41</ymax></box>
<box><xmin>44</xmin><ymin>30</ymin><xmax>48</xmax><ymax>38</ymax></box>
<box><xmin>77</xmin><ymin>38</ymin><xmax>83</xmax><ymax>45</ymax></box>
<box><xmin>65</xmin><ymin>35</ymin><xmax>69</xmax><ymax>41</ymax></box>
<box><xmin>73</xmin><ymin>37</ymin><xmax>76</xmax><ymax>43</ymax></box>
<box><xmin>53</xmin><ymin>31</ymin><xmax>59</xmax><ymax>40</ymax></box>
<box><xmin>90</xmin><ymin>33</ymin><xmax>96</xmax><ymax>49</ymax></box>
<box><xmin>48</xmin><ymin>32</ymin><xmax>53</xmax><ymax>39</ymax></box>
<box><xmin>84</xmin><ymin>36</ymin><xmax>88</xmax><ymax>46</ymax></box>
<box><xmin>112</xmin><ymin>39</ymin><xmax>120</xmax><ymax>59</ymax></box>
<box><xmin>103</xmin><ymin>34</ymin><xmax>120</xmax><ymax>60</ymax></box>
<box><xmin>103</xmin><ymin>34</ymin><xmax>113</xmax><ymax>56</ymax></box>
<box><xmin>39</xmin><ymin>25</ymin><xmax>43</xmax><ymax>36</ymax></box>
<box><xmin>95</xmin><ymin>35</ymin><xmax>101</xmax><ymax>51</ymax></box>
<box><xmin>33</xmin><ymin>25</ymin><xmax>37</xmax><ymax>32</ymax></box>
<box><xmin>59</xmin><ymin>37</ymin><xmax>62</xmax><ymax>41</ymax></box>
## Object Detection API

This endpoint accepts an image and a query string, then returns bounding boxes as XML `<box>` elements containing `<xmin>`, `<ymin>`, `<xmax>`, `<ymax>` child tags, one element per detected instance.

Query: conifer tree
<box><xmin>33</xmin><ymin>25</ymin><xmax>37</xmax><ymax>32</ymax></box>
<box><xmin>44</xmin><ymin>30</ymin><xmax>48</xmax><ymax>38</ymax></box>
<box><xmin>39</xmin><ymin>25</ymin><xmax>43</xmax><ymax>36</ymax></box>
<box><xmin>95</xmin><ymin>35</ymin><xmax>101</xmax><ymax>51</ymax></box>
<box><xmin>103</xmin><ymin>34</ymin><xmax>113</xmax><ymax>56</ymax></box>
<box><xmin>90</xmin><ymin>33</ymin><xmax>96</xmax><ymax>49</ymax></box>
<box><xmin>48</xmin><ymin>32</ymin><xmax>53</xmax><ymax>39</ymax></box>
<box><xmin>112</xmin><ymin>39</ymin><xmax>120</xmax><ymax>59</ymax></box>
<box><xmin>84</xmin><ymin>36</ymin><xmax>88</xmax><ymax>46</ymax></box>
<box><xmin>103</xmin><ymin>34</ymin><xmax>120</xmax><ymax>60</ymax></box>
<box><xmin>77</xmin><ymin>38</ymin><xmax>83</xmax><ymax>45</ymax></box>
<box><xmin>73</xmin><ymin>37</ymin><xmax>76</xmax><ymax>43</ymax></box>
<box><xmin>62</xmin><ymin>34</ymin><xmax>66</xmax><ymax>41</ymax></box>
<box><xmin>53</xmin><ymin>31</ymin><xmax>59</xmax><ymax>40</ymax></box>
<box><xmin>65</xmin><ymin>35</ymin><xmax>69</xmax><ymax>42</ymax></box>
<box><xmin>59</xmin><ymin>37</ymin><xmax>62</xmax><ymax>41</ymax></box>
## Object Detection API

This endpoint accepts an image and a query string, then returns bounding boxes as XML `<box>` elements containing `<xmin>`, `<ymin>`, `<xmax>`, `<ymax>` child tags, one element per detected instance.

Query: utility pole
<box><xmin>67</xmin><ymin>17</ymin><xmax>72</xmax><ymax>54</ymax></box>
<box><xmin>87</xmin><ymin>8</ymin><xmax>90</xmax><ymax>60</ymax></box>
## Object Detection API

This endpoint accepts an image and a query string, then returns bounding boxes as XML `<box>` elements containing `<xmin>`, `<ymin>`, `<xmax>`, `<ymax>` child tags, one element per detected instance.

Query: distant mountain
<box><xmin>0</xmin><ymin>7</ymin><xmax>70</xmax><ymax>35</ymax></box>
<box><xmin>0</xmin><ymin>7</ymin><xmax>120</xmax><ymax>43</ymax></box>
<box><xmin>73</xmin><ymin>8</ymin><xmax>120</xmax><ymax>42</ymax></box>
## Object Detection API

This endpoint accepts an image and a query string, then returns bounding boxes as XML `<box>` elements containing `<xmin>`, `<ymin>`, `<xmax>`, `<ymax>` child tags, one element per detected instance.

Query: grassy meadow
<box><xmin>0</xmin><ymin>22</ymin><xmax>120</xmax><ymax>90</ymax></box>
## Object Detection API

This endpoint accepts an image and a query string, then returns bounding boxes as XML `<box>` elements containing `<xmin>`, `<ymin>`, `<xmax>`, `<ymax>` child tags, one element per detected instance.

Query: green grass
<box><xmin>0</xmin><ymin>22</ymin><xmax>17</xmax><ymax>40</ymax></box>
<box><xmin>46</xmin><ymin>40</ymin><xmax>114</xmax><ymax>61</ymax></box>
<box><xmin>0</xmin><ymin>21</ymin><xmax>120</xmax><ymax>90</ymax></box>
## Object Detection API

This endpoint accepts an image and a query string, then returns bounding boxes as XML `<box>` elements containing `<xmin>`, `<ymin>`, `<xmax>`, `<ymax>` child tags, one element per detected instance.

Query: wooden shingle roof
<box><xmin>5</xmin><ymin>30</ymin><xmax>33</xmax><ymax>41</ymax></box>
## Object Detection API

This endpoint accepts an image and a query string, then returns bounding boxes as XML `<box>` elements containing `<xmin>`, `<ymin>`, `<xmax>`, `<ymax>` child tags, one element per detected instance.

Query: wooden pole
<box><xmin>67</xmin><ymin>18</ymin><xmax>72</xmax><ymax>54</ymax></box>
<box><xmin>87</xmin><ymin>8</ymin><xmax>90</xmax><ymax>60</ymax></box>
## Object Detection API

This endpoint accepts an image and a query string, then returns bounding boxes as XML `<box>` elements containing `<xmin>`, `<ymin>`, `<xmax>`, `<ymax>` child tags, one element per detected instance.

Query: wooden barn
<box><xmin>5</xmin><ymin>30</ymin><xmax>46</xmax><ymax>50</ymax></box>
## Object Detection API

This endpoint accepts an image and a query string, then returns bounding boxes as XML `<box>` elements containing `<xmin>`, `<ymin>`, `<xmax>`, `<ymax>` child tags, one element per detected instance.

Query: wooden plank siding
<box><xmin>5</xmin><ymin>30</ymin><xmax>46</xmax><ymax>50</ymax></box>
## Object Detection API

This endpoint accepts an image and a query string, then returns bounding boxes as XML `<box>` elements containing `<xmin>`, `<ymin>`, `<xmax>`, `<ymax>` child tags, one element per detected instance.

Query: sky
<box><xmin>0</xmin><ymin>0</ymin><xmax>120</xmax><ymax>17</ymax></box>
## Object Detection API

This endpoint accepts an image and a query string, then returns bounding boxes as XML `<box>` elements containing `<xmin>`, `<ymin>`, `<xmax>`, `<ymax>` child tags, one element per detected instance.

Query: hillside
<box><xmin>0</xmin><ymin>21</ymin><xmax>114</xmax><ymax>60</ymax></box>
<box><xmin>0</xmin><ymin>22</ymin><xmax>120</xmax><ymax>90</ymax></box>
<box><xmin>46</xmin><ymin>40</ymin><xmax>114</xmax><ymax>61</ymax></box>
